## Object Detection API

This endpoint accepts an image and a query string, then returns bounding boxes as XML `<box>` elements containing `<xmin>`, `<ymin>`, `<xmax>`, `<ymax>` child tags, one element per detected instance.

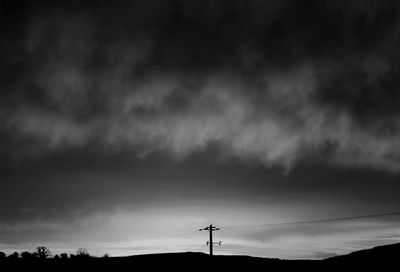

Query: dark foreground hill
<box><xmin>1</xmin><ymin>243</ymin><xmax>399</xmax><ymax>271</ymax></box>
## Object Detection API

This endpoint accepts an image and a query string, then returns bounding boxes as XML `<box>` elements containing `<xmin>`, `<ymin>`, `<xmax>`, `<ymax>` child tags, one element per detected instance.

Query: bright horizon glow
<box><xmin>1</xmin><ymin>208</ymin><xmax>399</xmax><ymax>259</ymax></box>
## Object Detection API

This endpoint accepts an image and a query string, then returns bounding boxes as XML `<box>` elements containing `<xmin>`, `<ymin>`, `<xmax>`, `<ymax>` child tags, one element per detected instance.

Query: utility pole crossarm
<box><xmin>198</xmin><ymin>224</ymin><xmax>221</xmax><ymax>256</ymax></box>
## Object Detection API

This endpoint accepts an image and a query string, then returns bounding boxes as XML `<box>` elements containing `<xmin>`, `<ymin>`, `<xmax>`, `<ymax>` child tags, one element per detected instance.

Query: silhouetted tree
<box><xmin>0</xmin><ymin>251</ymin><xmax>6</xmax><ymax>259</ymax></box>
<box><xmin>60</xmin><ymin>253</ymin><xmax>68</xmax><ymax>259</ymax></box>
<box><xmin>103</xmin><ymin>253</ymin><xmax>109</xmax><ymax>258</ymax></box>
<box><xmin>53</xmin><ymin>254</ymin><xmax>60</xmax><ymax>260</ymax></box>
<box><xmin>8</xmin><ymin>252</ymin><xmax>19</xmax><ymax>259</ymax></box>
<box><xmin>36</xmin><ymin>246</ymin><xmax>51</xmax><ymax>258</ymax></box>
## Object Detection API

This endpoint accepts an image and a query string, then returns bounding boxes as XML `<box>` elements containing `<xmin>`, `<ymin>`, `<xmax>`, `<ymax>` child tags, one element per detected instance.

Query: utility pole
<box><xmin>199</xmin><ymin>224</ymin><xmax>221</xmax><ymax>256</ymax></box>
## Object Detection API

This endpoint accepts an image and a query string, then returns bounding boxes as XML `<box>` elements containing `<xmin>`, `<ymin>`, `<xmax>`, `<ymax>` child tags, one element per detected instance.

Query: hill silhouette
<box><xmin>1</xmin><ymin>243</ymin><xmax>399</xmax><ymax>271</ymax></box>
<box><xmin>323</xmin><ymin>242</ymin><xmax>400</xmax><ymax>268</ymax></box>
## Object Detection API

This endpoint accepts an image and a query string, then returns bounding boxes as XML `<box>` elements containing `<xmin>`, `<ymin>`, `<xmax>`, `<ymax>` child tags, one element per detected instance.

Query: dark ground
<box><xmin>0</xmin><ymin>243</ymin><xmax>399</xmax><ymax>271</ymax></box>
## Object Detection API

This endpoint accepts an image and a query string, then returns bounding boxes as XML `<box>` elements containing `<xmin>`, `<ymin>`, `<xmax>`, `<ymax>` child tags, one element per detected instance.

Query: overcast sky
<box><xmin>0</xmin><ymin>0</ymin><xmax>400</xmax><ymax>259</ymax></box>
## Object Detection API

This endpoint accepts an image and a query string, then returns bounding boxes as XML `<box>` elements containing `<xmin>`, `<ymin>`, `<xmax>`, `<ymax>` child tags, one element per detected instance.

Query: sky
<box><xmin>0</xmin><ymin>0</ymin><xmax>400</xmax><ymax>259</ymax></box>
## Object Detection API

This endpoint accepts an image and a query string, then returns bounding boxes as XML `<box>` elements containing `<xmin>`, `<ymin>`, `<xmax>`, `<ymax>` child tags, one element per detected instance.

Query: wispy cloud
<box><xmin>2</xmin><ymin>0</ymin><xmax>400</xmax><ymax>172</ymax></box>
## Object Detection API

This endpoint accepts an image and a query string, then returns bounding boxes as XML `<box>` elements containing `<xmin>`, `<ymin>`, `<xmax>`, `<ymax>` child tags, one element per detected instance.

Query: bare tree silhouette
<box><xmin>35</xmin><ymin>247</ymin><xmax>51</xmax><ymax>259</ymax></box>
<box><xmin>76</xmin><ymin>248</ymin><xmax>90</xmax><ymax>258</ymax></box>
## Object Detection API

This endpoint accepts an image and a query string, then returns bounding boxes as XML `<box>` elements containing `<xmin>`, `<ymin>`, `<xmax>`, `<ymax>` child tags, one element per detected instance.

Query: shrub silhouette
<box><xmin>8</xmin><ymin>252</ymin><xmax>19</xmax><ymax>259</ymax></box>
<box><xmin>60</xmin><ymin>253</ymin><xmax>68</xmax><ymax>259</ymax></box>
<box><xmin>0</xmin><ymin>251</ymin><xmax>5</xmax><ymax>259</ymax></box>
<box><xmin>21</xmin><ymin>251</ymin><xmax>36</xmax><ymax>259</ymax></box>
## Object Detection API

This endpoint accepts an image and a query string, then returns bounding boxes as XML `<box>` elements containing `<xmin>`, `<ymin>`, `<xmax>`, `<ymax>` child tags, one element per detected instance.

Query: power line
<box><xmin>182</xmin><ymin>211</ymin><xmax>400</xmax><ymax>253</ymax></box>
<box><xmin>223</xmin><ymin>211</ymin><xmax>400</xmax><ymax>230</ymax></box>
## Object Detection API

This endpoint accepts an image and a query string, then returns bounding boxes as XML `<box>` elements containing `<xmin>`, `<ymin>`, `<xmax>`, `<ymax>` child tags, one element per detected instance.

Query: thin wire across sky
<box><xmin>223</xmin><ymin>211</ymin><xmax>400</xmax><ymax>230</ymax></box>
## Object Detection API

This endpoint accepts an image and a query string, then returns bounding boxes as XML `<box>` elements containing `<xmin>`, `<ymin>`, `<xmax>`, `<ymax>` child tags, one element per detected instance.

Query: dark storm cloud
<box><xmin>2</xmin><ymin>0</ymin><xmax>400</xmax><ymax>171</ymax></box>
